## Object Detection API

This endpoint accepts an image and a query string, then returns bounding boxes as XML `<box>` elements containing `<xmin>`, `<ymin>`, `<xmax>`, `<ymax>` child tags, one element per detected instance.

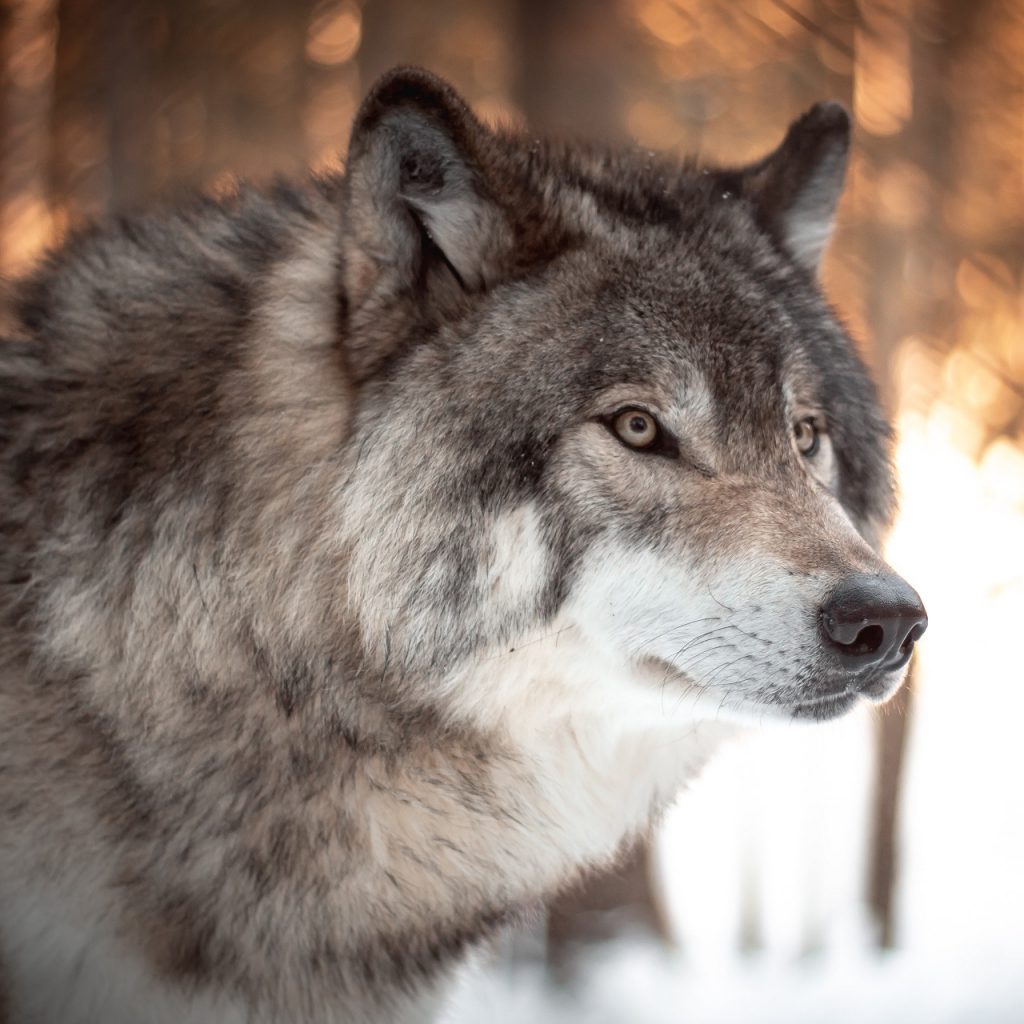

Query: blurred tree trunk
<box><xmin>50</xmin><ymin>0</ymin><xmax>108</xmax><ymax>220</ymax></box>
<box><xmin>101</xmin><ymin>0</ymin><xmax>161</xmax><ymax>210</ymax></box>
<box><xmin>546</xmin><ymin>840</ymin><xmax>673</xmax><ymax>975</ymax></box>
<box><xmin>868</xmin><ymin>664</ymin><xmax>915</xmax><ymax>947</ymax></box>
<box><xmin>359</xmin><ymin>0</ymin><xmax>432</xmax><ymax>88</ymax></box>
<box><xmin>51</xmin><ymin>0</ymin><xmax>314</xmax><ymax>223</ymax></box>
<box><xmin>196</xmin><ymin>0</ymin><xmax>314</xmax><ymax>182</ymax></box>
<box><xmin>512</xmin><ymin>0</ymin><xmax>632</xmax><ymax>140</ymax></box>
<box><xmin>51</xmin><ymin>0</ymin><xmax>182</xmax><ymax>217</ymax></box>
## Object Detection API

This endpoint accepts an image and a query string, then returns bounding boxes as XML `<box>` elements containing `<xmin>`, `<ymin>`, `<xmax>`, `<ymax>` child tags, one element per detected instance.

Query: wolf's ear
<box><xmin>339</xmin><ymin>67</ymin><xmax>510</xmax><ymax>370</ymax></box>
<box><xmin>730</xmin><ymin>102</ymin><xmax>850</xmax><ymax>274</ymax></box>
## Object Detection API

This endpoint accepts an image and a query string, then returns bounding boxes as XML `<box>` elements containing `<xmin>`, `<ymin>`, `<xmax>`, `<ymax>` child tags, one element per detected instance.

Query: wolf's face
<box><xmin>337</xmin><ymin>69</ymin><xmax>926</xmax><ymax>728</ymax></box>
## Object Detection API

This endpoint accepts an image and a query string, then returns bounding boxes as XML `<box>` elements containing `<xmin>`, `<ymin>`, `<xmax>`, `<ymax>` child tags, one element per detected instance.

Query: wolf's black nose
<box><xmin>820</xmin><ymin>573</ymin><xmax>927</xmax><ymax>674</ymax></box>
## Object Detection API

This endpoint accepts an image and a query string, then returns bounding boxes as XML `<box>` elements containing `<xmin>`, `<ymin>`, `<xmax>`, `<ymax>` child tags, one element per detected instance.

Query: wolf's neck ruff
<box><xmin>0</xmin><ymin>66</ymin><xmax>922</xmax><ymax>1022</ymax></box>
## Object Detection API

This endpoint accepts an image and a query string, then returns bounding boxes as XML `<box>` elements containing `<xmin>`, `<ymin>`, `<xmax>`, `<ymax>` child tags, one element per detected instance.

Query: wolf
<box><xmin>0</xmin><ymin>66</ymin><xmax>926</xmax><ymax>1022</ymax></box>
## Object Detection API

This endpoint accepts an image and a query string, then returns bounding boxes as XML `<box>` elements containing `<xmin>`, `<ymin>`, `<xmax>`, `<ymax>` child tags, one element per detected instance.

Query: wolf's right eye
<box><xmin>794</xmin><ymin>417</ymin><xmax>821</xmax><ymax>457</ymax></box>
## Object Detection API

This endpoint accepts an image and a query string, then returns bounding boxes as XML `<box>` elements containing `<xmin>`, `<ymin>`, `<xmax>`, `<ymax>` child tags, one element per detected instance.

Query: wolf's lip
<box><xmin>789</xmin><ymin>690</ymin><xmax>860</xmax><ymax>721</ymax></box>
<box><xmin>797</xmin><ymin>659</ymin><xmax>909</xmax><ymax>713</ymax></box>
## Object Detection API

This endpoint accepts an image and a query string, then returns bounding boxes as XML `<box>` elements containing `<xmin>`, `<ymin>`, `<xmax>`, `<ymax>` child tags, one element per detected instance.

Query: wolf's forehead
<box><xmin>581</xmin><ymin>283</ymin><xmax>797</xmax><ymax>400</ymax></box>
<box><xmin>476</xmin><ymin>226</ymin><xmax>824</xmax><ymax>420</ymax></box>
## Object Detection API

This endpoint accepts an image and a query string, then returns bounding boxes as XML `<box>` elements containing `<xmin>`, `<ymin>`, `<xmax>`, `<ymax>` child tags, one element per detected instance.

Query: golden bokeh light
<box><xmin>306</xmin><ymin>0</ymin><xmax>362</xmax><ymax>66</ymax></box>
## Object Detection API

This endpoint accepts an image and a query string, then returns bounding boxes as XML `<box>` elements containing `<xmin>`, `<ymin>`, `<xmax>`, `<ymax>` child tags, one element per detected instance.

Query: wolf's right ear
<box><xmin>339</xmin><ymin>67</ymin><xmax>511</xmax><ymax>376</ymax></box>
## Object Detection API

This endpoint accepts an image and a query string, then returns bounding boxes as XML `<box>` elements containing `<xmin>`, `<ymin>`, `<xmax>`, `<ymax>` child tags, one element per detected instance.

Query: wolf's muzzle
<box><xmin>819</xmin><ymin>572</ymin><xmax>928</xmax><ymax>680</ymax></box>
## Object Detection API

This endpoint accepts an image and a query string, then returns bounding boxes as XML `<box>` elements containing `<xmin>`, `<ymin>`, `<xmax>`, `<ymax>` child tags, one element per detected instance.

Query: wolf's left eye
<box><xmin>613</xmin><ymin>409</ymin><xmax>660</xmax><ymax>449</ymax></box>
<box><xmin>794</xmin><ymin>417</ymin><xmax>821</xmax><ymax>457</ymax></box>
<box><xmin>600</xmin><ymin>406</ymin><xmax>679</xmax><ymax>458</ymax></box>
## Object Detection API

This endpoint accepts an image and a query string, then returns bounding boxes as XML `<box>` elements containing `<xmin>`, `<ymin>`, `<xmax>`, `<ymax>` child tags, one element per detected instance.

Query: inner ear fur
<box><xmin>725</xmin><ymin>101</ymin><xmax>851</xmax><ymax>275</ymax></box>
<box><xmin>339</xmin><ymin>67</ymin><xmax>513</xmax><ymax>376</ymax></box>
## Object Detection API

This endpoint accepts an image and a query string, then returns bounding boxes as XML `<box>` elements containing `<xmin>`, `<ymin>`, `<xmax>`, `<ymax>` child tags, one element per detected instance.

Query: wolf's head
<box><xmin>335</xmin><ymin>68</ymin><xmax>926</xmax><ymax>729</ymax></box>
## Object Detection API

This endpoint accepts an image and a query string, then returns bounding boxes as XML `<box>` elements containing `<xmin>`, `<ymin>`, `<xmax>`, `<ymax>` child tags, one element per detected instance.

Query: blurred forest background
<box><xmin>1</xmin><ymin>0</ymin><xmax>1022</xmax><ymax>1020</ymax></box>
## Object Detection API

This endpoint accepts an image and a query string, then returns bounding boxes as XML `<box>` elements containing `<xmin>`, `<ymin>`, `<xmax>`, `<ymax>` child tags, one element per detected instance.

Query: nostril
<box><xmin>899</xmin><ymin>621</ymin><xmax>927</xmax><ymax>655</ymax></box>
<box><xmin>844</xmin><ymin>623</ymin><xmax>884</xmax><ymax>657</ymax></box>
<box><xmin>821</xmin><ymin>613</ymin><xmax>886</xmax><ymax>656</ymax></box>
<box><xmin>821</xmin><ymin>616</ymin><xmax>885</xmax><ymax>656</ymax></box>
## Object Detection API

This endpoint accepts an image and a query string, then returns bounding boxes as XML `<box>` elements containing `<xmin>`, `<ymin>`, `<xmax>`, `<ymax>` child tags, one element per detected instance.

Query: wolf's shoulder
<box><xmin>0</xmin><ymin>172</ymin><xmax>350</xmax><ymax>565</ymax></box>
<box><xmin>1</xmin><ymin>174</ymin><xmax>344</xmax><ymax>378</ymax></box>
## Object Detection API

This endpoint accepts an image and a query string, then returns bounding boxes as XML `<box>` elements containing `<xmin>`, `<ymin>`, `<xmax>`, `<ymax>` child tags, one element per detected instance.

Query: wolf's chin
<box><xmin>788</xmin><ymin>663</ymin><xmax>910</xmax><ymax>721</ymax></box>
<box><xmin>643</xmin><ymin>655</ymin><xmax>911</xmax><ymax>725</ymax></box>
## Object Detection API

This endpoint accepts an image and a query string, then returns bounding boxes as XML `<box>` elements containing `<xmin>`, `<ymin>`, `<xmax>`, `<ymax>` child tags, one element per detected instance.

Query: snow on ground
<box><xmin>446</xmin><ymin>940</ymin><xmax>1024</xmax><ymax>1024</ymax></box>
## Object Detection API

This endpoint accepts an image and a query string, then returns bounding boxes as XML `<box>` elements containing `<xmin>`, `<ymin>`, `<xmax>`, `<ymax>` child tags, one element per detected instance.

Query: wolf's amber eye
<box><xmin>794</xmin><ymin>417</ymin><xmax>820</xmax><ymax>457</ymax></box>
<box><xmin>613</xmin><ymin>409</ymin><xmax>659</xmax><ymax>449</ymax></box>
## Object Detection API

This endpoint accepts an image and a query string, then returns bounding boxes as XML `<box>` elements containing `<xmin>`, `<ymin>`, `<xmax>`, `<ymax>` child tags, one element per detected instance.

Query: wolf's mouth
<box><xmin>639</xmin><ymin>647</ymin><xmax>912</xmax><ymax>724</ymax></box>
<box><xmin>790</xmin><ymin>660</ymin><xmax>910</xmax><ymax>720</ymax></box>
<box><xmin>789</xmin><ymin>689</ymin><xmax>861</xmax><ymax>721</ymax></box>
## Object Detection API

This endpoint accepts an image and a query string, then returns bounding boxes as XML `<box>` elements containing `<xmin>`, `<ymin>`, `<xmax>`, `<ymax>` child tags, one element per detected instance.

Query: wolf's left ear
<box><xmin>729</xmin><ymin>102</ymin><xmax>850</xmax><ymax>274</ymax></box>
<box><xmin>339</xmin><ymin>67</ymin><xmax>511</xmax><ymax>372</ymax></box>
